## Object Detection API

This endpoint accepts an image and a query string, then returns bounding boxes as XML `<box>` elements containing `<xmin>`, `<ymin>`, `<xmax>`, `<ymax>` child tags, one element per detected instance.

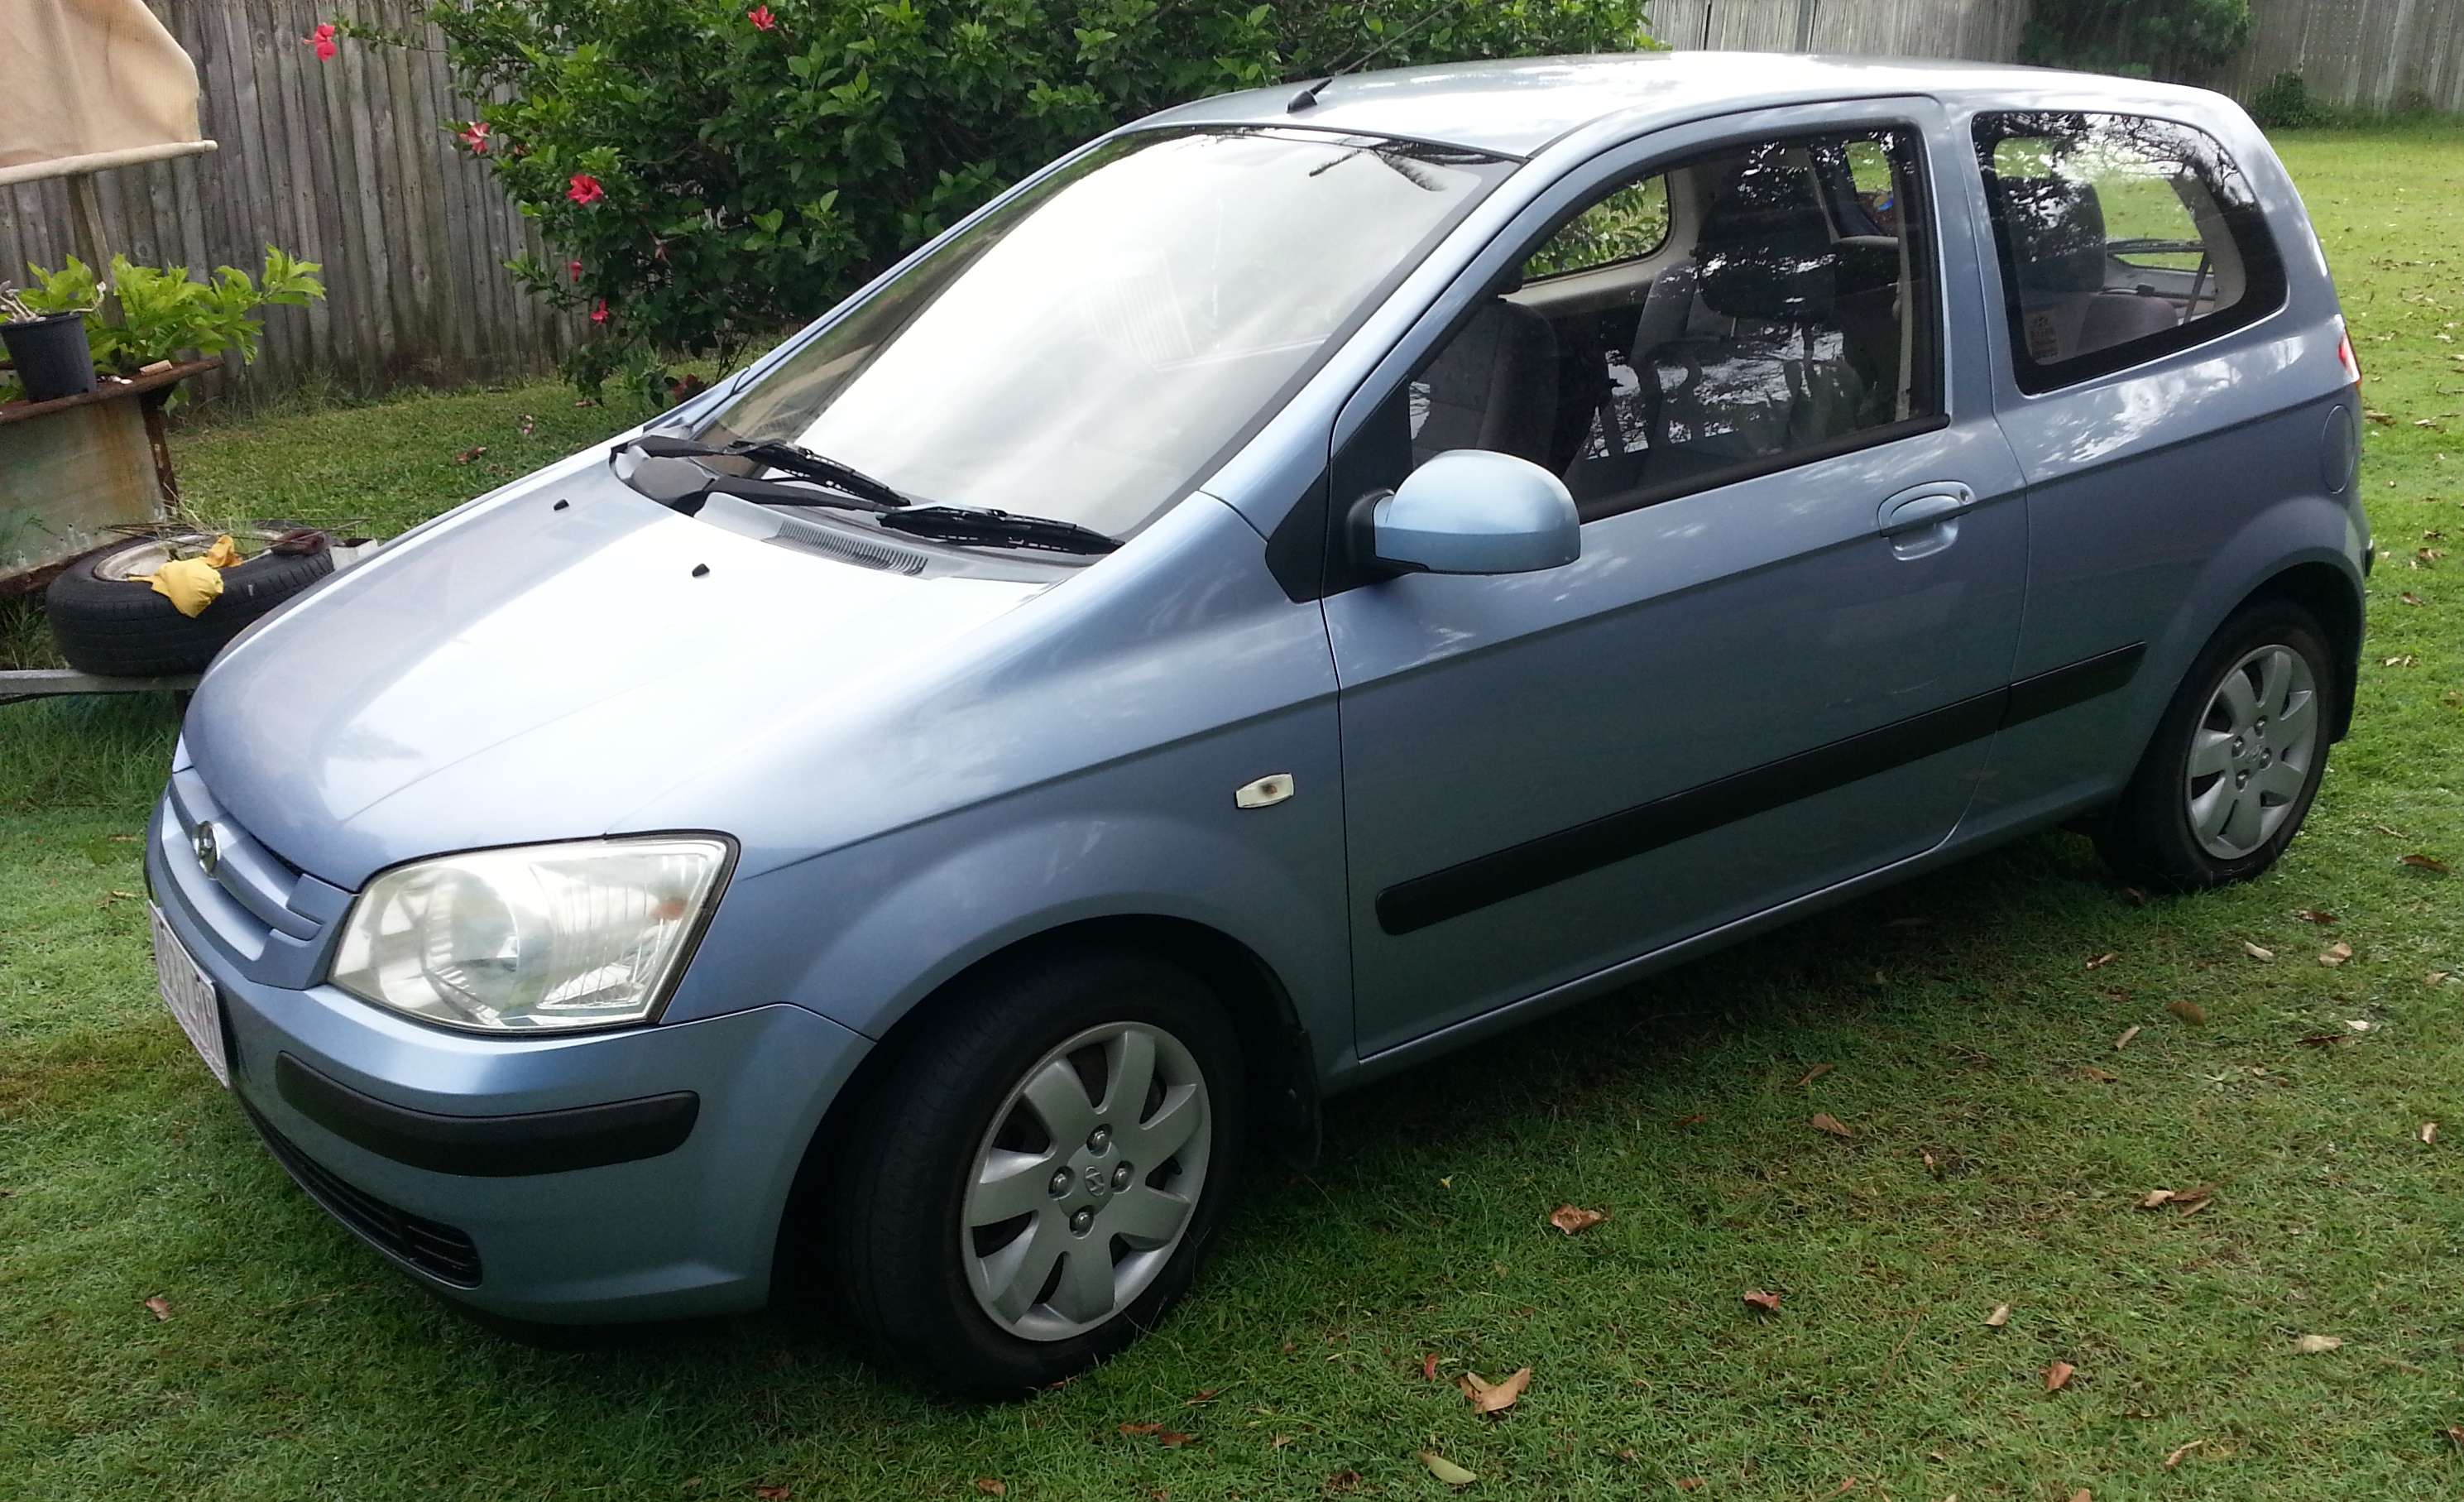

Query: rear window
<box><xmin>1973</xmin><ymin>112</ymin><xmax>2286</xmax><ymax>393</ymax></box>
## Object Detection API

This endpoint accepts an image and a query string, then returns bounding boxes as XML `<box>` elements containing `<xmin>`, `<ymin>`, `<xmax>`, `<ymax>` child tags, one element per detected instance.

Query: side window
<box><xmin>1347</xmin><ymin>126</ymin><xmax>1943</xmax><ymax>525</ymax></box>
<box><xmin>1974</xmin><ymin>112</ymin><xmax>2287</xmax><ymax>392</ymax></box>
<box><xmin>1522</xmin><ymin>176</ymin><xmax>1670</xmax><ymax>280</ymax></box>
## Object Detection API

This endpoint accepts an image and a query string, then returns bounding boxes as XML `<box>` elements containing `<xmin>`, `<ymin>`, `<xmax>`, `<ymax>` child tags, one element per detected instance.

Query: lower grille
<box><xmin>242</xmin><ymin>1101</ymin><xmax>484</xmax><ymax>1287</ymax></box>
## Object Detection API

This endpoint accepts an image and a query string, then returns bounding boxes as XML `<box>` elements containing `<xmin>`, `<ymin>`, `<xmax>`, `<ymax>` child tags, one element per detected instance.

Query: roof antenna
<box><xmin>1285</xmin><ymin>0</ymin><xmax>1475</xmax><ymax>113</ymax></box>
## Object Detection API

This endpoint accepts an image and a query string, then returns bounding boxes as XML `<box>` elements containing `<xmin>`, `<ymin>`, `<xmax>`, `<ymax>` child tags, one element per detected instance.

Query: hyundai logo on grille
<box><xmin>193</xmin><ymin>820</ymin><xmax>219</xmax><ymax>876</ymax></box>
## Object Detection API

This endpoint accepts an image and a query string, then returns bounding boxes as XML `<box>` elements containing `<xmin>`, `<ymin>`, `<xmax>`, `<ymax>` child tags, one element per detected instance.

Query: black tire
<box><xmin>2095</xmin><ymin>598</ymin><xmax>2337</xmax><ymax>892</ymax></box>
<box><xmin>826</xmin><ymin>946</ymin><xmax>1246</xmax><ymax>1395</ymax></box>
<box><xmin>46</xmin><ymin>531</ymin><xmax>333</xmax><ymax>677</ymax></box>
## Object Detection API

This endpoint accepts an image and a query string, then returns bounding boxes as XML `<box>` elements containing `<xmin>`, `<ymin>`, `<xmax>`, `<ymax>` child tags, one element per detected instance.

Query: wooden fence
<box><xmin>0</xmin><ymin>0</ymin><xmax>578</xmax><ymax>405</ymax></box>
<box><xmin>1</xmin><ymin>0</ymin><xmax>2449</xmax><ymax>404</ymax></box>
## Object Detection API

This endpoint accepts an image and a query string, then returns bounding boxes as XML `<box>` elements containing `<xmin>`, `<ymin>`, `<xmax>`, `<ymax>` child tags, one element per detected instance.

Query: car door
<box><xmin>1323</xmin><ymin>103</ymin><xmax>2031</xmax><ymax>1060</ymax></box>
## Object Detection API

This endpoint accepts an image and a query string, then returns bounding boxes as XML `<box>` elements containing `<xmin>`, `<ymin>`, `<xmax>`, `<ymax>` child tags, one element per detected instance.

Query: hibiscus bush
<box><xmin>418</xmin><ymin>0</ymin><xmax>1654</xmax><ymax>396</ymax></box>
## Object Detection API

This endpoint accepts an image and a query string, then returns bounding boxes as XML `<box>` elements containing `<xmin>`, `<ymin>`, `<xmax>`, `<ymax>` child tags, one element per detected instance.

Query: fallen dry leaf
<box><xmin>754</xmin><ymin>1489</ymin><xmax>790</xmax><ymax>1500</ymax></box>
<box><xmin>2432</xmin><ymin>972</ymin><xmax>2453</xmax><ymax>986</ymax></box>
<box><xmin>2347</xmin><ymin>1019</ymin><xmax>2373</xmax><ymax>1033</ymax></box>
<box><xmin>1324</xmin><ymin>1470</ymin><xmax>1362</xmax><ymax>1494</ymax></box>
<box><xmin>2400</xmin><ymin>853</ymin><xmax>2452</xmax><ymax>874</ymax></box>
<box><xmin>1984</xmin><ymin>1303</ymin><xmax>2011</xmax><ymax>1327</ymax></box>
<box><xmin>1422</xmin><ymin>1351</ymin><xmax>1441</xmax><ymax>1380</ymax></box>
<box><xmin>2320</xmin><ymin>942</ymin><xmax>2354</xmax><ymax>967</ymax></box>
<box><xmin>1185</xmin><ymin>1388</ymin><xmax>1218</xmax><ymax>1405</ymax></box>
<box><xmin>2085</xmin><ymin>952</ymin><xmax>2119</xmax><ymax>969</ymax></box>
<box><xmin>452</xmin><ymin>445</ymin><xmax>488</xmax><ymax>464</ymax></box>
<box><xmin>1675</xmin><ymin>1479</ymin><xmax>1704</xmax><ymax>1492</ymax></box>
<box><xmin>1158</xmin><ymin>1432</ymin><xmax>1191</xmax><ymax>1447</ymax></box>
<box><xmin>2173</xmin><ymin>1183</ymin><xmax>2217</xmax><ymax>1207</ymax></box>
<box><xmin>972</xmin><ymin>1482</ymin><xmax>1005</xmax><ymax>1499</ymax></box>
<box><xmin>2399</xmin><ymin>591</ymin><xmax>2427</xmax><ymax>606</ymax></box>
<box><xmin>1742</xmin><ymin>1289</ymin><xmax>1781</xmax><ymax>1312</ymax></box>
<box><xmin>2448</xmin><ymin>1425</ymin><xmax>2464</xmax><ymax>1453</ymax></box>
<box><xmin>1420</xmin><ymin>1452</ymin><xmax>1477</xmax><ymax>1486</ymax></box>
<box><xmin>2296</xmin><ymin>1334</ymin><xmax>2343</xmax><ymax>1354</ymax></box>
<box><xmin>2068</xmin><ymin>1491</ymin><xmax>2091</xmax><ymax>1502</ymax></box>
<box><xmin>143</xmin><ymin>1296</ymin><xmax>170</xmax><ymax>1321</ymax></box>
<box><xmin>1458</xmin><ymin>1365</ymin><xmax>1532</xmax><ymax>1414</ymax></box>
<box><xmin>2045</xmin><ymin>1360</ymin><xmax>2075</xmax><ymax>1392</ymax></box>
<box><xmin>1810</xmin><ymin>1112</ymin><xmax>1854</xmax><ymax>1138</ymax></box>
<box><xmin>2296</xmin><ymin>909</ymin><xmax>2339</xmax><ymax>924</ymax></box>
<box><xmin>1272</xmin><ymin>1433</ymin><xmax>1292</xmax><ymax>1448</ymax></box>
<box><xmin>2376</xmin><ymin>823</ymin><xmax>2411</xmax><ymax>838</ymax></box>
<box><xmin>1119</xmin><ymin>1422</ymin><xmax>1163</xmax><ymax>1436</ymax></box>
<box><xmin>1675</xmin><ymin>1111</ymin><xmax>1710</xmax><ymax>1126</ymax></box>
<box><xmin>2163</xmin><ymin>1438</ymin><xmax>2205</xmax><ymax>1469</ymax></box>
<box><xmin>2140</xmin><ymin>1188</ymin><xmax>2178</xmax><ymax>1209</ymax></box>
<box><xmin>1548</xmin><ymin>1203</ymin><xmax>1605</xmax><ymax>1236</ymax></box>
<box><xmin>2241</xmin><ymin>940</ymin><xmax>2275</xmax><ymax>962</ymax></box>
<box><xmin>2298</xmin><ymin>1033</ymin><xmax>2346</xmax><ymax>1048</ymax></box>
<box><xmin>2420</xmin><ymin>1121</ymin><xmax>2438</xmax><ymax>1144</ymax></box>
<box><xmin>2078</xmin><ymin>1065</ymin><xmax>2119</xmax><ymax>1082</ymax></box>
<box><xmin>2114</xmin><ymin>1025</ymin><xmax>2141</xmax><ymax>1050</ymax></box>
<box><xmin>2166</xmin><ymin>1000</ymin><xmax>2208</xmax><ymax>1025</ymax></box>
<box><xmin>1795</xmin><ymin>1062</ymin><xmax>1837</xmax><ymax>1087</ymax></box>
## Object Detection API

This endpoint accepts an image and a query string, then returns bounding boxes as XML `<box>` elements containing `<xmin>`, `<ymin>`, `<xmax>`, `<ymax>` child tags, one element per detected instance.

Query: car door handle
<box><xmin>1876</xmin><ymin>484</ymin><xmax>1977</xmax><ymax>537</ymax></box>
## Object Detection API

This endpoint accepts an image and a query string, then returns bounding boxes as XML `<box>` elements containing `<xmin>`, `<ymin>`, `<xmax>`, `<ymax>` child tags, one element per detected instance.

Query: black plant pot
<box><xmin>2</xmin><ymin>312</ymin><xmax>98</xmax><ymax>402</ymax></box>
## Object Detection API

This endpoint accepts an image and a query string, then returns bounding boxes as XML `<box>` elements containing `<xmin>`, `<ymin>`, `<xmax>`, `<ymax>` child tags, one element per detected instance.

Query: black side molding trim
<box><xmin>275</xmin><ymin>1052</ymin><xmax>698</xmax><ymax>1178</ymax></box>
<box><xmin>1374</xmin><ymin>642</ymin><xmax>2145</xmax><ymax>936</ymax></box>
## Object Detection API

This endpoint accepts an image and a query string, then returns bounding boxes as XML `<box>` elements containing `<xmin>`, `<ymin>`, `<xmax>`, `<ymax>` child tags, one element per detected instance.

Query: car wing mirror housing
<box><xmin>1350</xmin><ymin>449</ymin><xmax>1580</xmax><ymax>577</ymax></box>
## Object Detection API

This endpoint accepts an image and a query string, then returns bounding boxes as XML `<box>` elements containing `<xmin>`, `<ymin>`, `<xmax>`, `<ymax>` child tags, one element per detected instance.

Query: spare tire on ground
<box><xmin>46</xmin><ymin>528</ymin><xmax>334</xmax><ymax>678</ymax></box>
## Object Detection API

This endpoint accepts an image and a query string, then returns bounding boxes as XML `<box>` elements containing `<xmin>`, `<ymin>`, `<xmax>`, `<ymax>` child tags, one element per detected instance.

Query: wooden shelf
<box><xmin>0</xmin><ymin>357</ymin><xmax>223</xmax><ymax>428</ymax></box>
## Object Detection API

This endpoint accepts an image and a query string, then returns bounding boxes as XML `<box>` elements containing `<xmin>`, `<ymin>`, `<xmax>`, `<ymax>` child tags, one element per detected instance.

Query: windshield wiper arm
<box><xmin>877</xmin><ymin>506</ymin><xmax>1119</xmax><ymax>555</ymax></box>
<box><xmin>624</xmin><ymin>434</ymin><xmax>912</xmax><ymax>509</ymax></box>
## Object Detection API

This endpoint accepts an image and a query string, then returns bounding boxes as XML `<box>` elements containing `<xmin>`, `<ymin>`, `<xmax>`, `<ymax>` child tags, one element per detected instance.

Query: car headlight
<box><xmin>328</xmin><ymin>837</ymin><xmax>733</xmax><ymax>1032</ymax></box>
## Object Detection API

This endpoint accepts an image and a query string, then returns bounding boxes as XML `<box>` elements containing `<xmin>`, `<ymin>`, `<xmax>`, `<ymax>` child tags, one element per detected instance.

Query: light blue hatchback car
<box><xmin>149</xmin><ymin>53</ymin><xmax>2369</xmax><ymax>1393</ymax></box>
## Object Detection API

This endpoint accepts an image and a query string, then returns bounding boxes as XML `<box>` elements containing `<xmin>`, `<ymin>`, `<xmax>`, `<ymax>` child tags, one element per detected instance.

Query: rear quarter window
<box><xmin>1974</xmin><ymin>111</ymin><xmax>2287</xmax><ymax>393</ymax></box>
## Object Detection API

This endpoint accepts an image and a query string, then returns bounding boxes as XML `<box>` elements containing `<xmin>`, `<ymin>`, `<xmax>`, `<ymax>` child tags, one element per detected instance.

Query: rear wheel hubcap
<box><xmin>2184</xmin><ymin>643</ymin><xmax>2318</xmax><ymax>860</ymax></box>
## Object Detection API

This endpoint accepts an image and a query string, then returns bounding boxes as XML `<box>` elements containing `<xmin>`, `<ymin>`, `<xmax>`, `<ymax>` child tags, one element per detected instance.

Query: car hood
<box><xmin>182</xmin><ymin>473</ymin><xmax>1048</xmax><ymax>886</ymax></box>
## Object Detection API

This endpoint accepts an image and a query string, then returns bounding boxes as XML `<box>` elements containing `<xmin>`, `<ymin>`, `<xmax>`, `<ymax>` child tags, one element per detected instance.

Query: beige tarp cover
<box><xmin>0</xmin><ymin>0</ymin><xmax>209</xmax><ymax>186</ymax></box>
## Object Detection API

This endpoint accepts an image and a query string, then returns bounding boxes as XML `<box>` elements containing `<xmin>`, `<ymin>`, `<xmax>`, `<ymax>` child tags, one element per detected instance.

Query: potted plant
<box><xmin>0</xmin><ymin>281</ymin><xmax>99</xmax><ymax>403</ymax></box>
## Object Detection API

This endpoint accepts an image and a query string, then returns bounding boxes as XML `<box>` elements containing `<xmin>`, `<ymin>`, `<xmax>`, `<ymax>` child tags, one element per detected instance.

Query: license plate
<box><xmin>151</xmin><ymin>905</ymin><xmax>230</xmax><ymax>1087</ymax></box>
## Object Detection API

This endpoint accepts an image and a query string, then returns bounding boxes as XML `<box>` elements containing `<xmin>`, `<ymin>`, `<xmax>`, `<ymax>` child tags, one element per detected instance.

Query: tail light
<box><xmin>2336</xmin><ymin>322</ymin><xmax>2361</xmax><ymax>386</ymax></box>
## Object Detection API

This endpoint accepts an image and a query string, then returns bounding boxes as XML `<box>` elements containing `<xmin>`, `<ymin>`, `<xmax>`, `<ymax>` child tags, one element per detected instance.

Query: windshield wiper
<box><xmin>624</xmin><ymin>434</ymin><xmax>912</xmax><ymax>510</ymax></box>
<box><xmin>878</xmin><ymin>506</ymin><xmax>1119</xmax><ymax>555</ymax></box>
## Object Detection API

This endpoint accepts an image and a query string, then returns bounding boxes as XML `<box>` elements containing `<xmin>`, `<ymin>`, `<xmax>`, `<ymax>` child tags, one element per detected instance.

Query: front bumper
<box><xmin>148</xmin><ymin>785</ymin><xmax>872</xmax><ymax>1322</ymax></box>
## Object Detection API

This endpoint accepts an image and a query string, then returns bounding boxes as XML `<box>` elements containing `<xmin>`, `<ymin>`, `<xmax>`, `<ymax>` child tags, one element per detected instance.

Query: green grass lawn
<box><xmin>4</xmin><ymin>127</ymin><xmax>2462</xmax><ymax>1502</ymax></box>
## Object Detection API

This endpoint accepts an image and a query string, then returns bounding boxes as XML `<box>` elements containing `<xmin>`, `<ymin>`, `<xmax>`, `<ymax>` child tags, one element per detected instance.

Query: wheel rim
<box><xmin>961</xmin><ymin>1021</ymin><xmax>1212</xmax><ymax>1342</ymax></box>
<box><xmin>2184</xmin><ymin>641</ymin><xmax>2320</xmax><ymax>860</ymax></box>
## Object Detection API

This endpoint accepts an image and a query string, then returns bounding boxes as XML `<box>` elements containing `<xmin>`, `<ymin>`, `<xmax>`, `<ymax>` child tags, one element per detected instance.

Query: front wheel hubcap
<box><xmin>961</xmin><ymin>1021</ymin><xmax>1212</xmax><ymax>1341</ymax></box>
<box><xmin>2184</xmin><ymin>642</ymin><xmax>2319</xmax><ymax>860</ymax></box>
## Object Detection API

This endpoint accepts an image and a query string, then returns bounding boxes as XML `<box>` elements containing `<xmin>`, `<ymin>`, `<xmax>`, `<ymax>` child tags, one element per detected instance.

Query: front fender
<box><xmin>664</xmin><ymin>700</ymin><xmax>1352</xmax><ymax>1080</ymax></box>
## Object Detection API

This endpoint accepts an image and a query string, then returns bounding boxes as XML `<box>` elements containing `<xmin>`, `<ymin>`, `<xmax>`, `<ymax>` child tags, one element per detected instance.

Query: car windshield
<box><xmin>693</xmin><ymin>127</ymin><xmax>1514</xmax><ymax>540</ymax></box>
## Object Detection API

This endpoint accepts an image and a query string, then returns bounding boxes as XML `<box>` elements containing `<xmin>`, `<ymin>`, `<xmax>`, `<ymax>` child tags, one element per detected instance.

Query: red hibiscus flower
<box><xmin>590</xmin><ymin>300</ymin><xmax>609</xmax><ymax>324</ymax></box>
<box><xmin>303</xmin><ymin>22</ymin><xmax>337</xmax><ymax>60</ymax></box>
<box><xmin>457</xmin><ymin>120</ymin><xmax>491</xmax><ymax>155</ymax></box>
<box><xmin>747</xmin><ymin>4</ymin><xmax>777</xmax><ymax>29</ymax></box>
<box><xmin>566</xmin><ymin>172</ymin><xmax>605</xmax><ymax>206</ymax></box>
<box><xmin>567</xmin><ymin>259</ymin><xmax>582</xmax><ymax>282</ymax></box>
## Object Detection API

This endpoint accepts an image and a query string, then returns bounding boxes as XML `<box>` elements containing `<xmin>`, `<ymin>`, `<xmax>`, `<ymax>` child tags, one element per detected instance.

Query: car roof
<box><xmin>1132</xmin><ymin>52</ymin><xmax>2217</xmax><ymax>159</ymax></box>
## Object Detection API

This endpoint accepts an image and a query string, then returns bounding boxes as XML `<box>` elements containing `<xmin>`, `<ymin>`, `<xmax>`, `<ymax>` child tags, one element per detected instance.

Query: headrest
<box><xmin>1993</xmin><ymin>175</ymin><xmax>2107</xmax><ymax>295</ymax></box>
<box><xmin>1694</xmin><ymin>160</ymin><xmax>1836</xmax><ymax>324</ymax></box>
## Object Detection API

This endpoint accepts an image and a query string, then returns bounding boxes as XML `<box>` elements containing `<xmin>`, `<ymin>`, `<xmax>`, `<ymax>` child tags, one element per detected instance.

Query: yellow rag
<box><xmin>135</xmin><ymin>535</ymin><xmax>241</xmax><ymax>617</ymax></box>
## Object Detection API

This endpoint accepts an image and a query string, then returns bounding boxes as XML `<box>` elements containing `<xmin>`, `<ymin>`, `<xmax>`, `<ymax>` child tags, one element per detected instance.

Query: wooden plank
<box><xmin>0</xmin><ymin>667</ymin><xmax>200</xmax><ymax>696</ymax></box>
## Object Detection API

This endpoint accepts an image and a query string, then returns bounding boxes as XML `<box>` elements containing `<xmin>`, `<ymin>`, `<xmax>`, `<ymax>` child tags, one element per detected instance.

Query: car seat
<box><xmin>1636</xmin><ymin>160</ymin><xmax>1867</xmax><ymax>473</ymax></box>
<box><xmin>1412</xmin><ymin>298</ymin><xmax>1560</xmax><ymax>468</ymax></box>
<box><xmin>1992</xmin><ymin>175</ymin><xmax>2180</xmax><ymax>364</ymax></box>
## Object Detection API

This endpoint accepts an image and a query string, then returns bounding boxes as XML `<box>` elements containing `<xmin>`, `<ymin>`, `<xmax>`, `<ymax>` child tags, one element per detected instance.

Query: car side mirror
<box><xmin>1353</xmin><ymin>449</ymin><xmax>1580</xmax><ymax>577</ymax></box>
